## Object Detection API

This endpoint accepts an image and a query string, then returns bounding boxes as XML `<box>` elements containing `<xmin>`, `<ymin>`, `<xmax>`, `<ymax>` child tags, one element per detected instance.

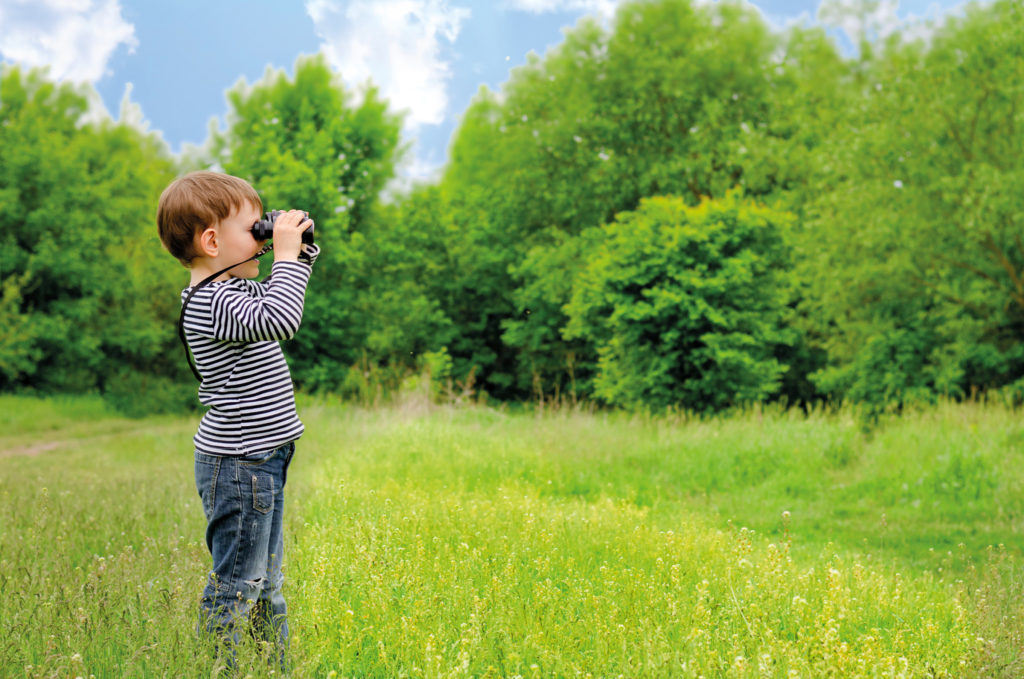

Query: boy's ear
<box><xmin>196</xmin><ymin>226</ymin><xmax>219</xmax><ymax>257</ymax></box>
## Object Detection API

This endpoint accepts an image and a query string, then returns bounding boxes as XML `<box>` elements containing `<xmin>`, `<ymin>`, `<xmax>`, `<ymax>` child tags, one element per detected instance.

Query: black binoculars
<box><xmin>251</xmin><ymin>210</ymin><xmax>315</xmax><ymax>245</ymax></box>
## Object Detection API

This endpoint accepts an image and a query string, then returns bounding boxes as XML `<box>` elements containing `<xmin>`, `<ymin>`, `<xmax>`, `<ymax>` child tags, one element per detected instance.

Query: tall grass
<box><xmin>0</xmin><ymin>396</ymin><xmax>1020</xmax><ymax>677</ymax></box>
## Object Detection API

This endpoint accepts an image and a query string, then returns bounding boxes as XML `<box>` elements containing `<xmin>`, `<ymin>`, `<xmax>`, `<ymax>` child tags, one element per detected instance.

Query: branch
<box><xmin>1014</xmin><ymin>231</ymin><xmax>1024</xmax><ymax>274</ymax></box>
<box><xmin>909</xmin><ymin>273</ymin><xmax>990</xmax><ymax>319</ymax></box>
<box><xmin>936</xmin><ymin>105</ymin><xmax>972</xmax><ymax>162</ymax></box>
<box><xmin>933</xmin><ymin>251</ymin><xmax>1004</xmax><ymax>290</ymax></box>
<box><xmin>968</xmin><ymin>85</ymin><xmax>992</xmax><ymax>156</ymax></box>
<box><xmin>981</xmin><ymin>232</ymin><xmax>1024</xmax><ymax>312</ymax></box>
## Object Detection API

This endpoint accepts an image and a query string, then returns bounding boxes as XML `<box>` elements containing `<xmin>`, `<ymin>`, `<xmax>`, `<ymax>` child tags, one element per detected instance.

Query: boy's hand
<box><xmin>272</xmin><ymin>210</ymin><xmax>313</xmax><ymax>262</ymax></box>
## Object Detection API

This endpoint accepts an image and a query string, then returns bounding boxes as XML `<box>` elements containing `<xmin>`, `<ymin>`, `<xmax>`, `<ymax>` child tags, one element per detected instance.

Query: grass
<box><xmin>1</xmin><ymin>395</ymin><xmax>1021</xmax><ymax>677</ymax></box>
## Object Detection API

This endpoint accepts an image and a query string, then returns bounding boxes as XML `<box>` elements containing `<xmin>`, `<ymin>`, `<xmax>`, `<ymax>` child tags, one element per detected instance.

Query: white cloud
<box><xmin>117</xmin><ymin>81</ymin><xmax>149</xmax><ymax>132</ymax></box>
<box><xmin>505</xmin><ymin>0</ymin><xmax>620</xmax><ymax>20</ymax></box>
<box><xmin>0</xmin><ymin>0</ymin><xmax>136</xmax><ymax>83</ymax></box>
<box><xmin>816</xmin><ymin>0</ymin><xmax>970</xmax><ymax>53</ymax></box>
<box><xmin>305</xmin><ymin>0</ymin><xmax>470</xmax><ymax>130</ymax></box>
<box><xmin>817</xmin><ymin>0</ymin><xmax>903</xmax><ymax>46</ymax></box>
<box><xmin>384</xmin><ymin>139</ymin><xmax>445</xmax><ymax>199</ymax></box>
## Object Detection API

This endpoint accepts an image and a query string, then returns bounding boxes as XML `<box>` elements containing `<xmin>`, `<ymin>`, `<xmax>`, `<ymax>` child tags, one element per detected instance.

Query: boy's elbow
<box><xmin>269</xmin><ymin>311</ymin><xmax>303</xmax><ymax>341</ymax></box>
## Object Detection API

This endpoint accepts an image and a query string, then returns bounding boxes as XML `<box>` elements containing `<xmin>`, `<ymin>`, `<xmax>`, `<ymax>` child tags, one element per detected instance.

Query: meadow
<box><xmin>1</xmin><ymin>395</ymin><xmax>1021</xmax><ymax>678</ymax></box>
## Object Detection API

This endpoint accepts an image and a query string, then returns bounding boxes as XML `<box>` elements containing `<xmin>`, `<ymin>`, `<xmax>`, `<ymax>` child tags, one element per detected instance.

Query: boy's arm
<box><xmin>210</xmin><ymin>255</ymin><xmax>317</xmax><ymax>342</ymax></box>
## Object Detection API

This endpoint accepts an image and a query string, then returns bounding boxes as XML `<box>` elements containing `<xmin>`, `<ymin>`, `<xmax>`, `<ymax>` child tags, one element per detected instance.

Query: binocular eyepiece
<box><xmin>251</xmin><ymin>210</ymin><xmax>315</xmax><ymax>245</ymax></box>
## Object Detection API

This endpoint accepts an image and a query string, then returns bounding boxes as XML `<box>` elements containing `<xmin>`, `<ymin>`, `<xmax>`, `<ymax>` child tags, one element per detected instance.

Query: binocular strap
<box><xmin>178</xmin><ymin>246</ymin><xmax>272</xmax><ymax>382</ymax></box>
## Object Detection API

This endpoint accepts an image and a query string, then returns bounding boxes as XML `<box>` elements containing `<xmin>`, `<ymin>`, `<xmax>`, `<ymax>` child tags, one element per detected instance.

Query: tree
<box><xmin>439</xmin><ymin>0</ymin><xmax>844</xmax><ymax>398</ymax></box>
<box><xmin>0</xmin><ymin>66</ymin><xmax>184</xmax><ymax>411</ymax></box>
<box><xmin>799</xmin><ymin>0</ymin><xmax>1024</xmax><ymax>408</ymax></box>
<box><xmin>565</xmin><ymin>193</ymin><xmax>795</xmax><ymax>411</ymax></box>
<box><xmin>214</xmin><ymin>54</ymin><xmax>403</xmax><ymax>390</ymax></box>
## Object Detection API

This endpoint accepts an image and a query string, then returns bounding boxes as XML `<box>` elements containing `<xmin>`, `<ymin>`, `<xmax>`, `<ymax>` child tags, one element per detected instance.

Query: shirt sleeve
<box><xmin>209</xmin><ymin>259</ymin><xmax>315</xmax><ymax>342</ymax></box>
<box><xmin>299</xmin><ymin>243</ymin><xmax>321</xmax><ymax>266</ymax></box>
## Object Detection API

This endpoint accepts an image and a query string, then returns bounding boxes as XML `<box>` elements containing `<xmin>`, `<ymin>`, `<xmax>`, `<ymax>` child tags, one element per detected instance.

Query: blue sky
<box><xmin>0</xmin><ymin>0</ymin><xmax>976</xmax><ymax>183</ymax></box>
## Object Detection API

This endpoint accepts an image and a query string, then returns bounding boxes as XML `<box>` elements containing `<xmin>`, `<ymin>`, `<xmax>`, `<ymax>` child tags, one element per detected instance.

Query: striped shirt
<box><xmin>180</xmin><ymin>246</ymin><xmax>319</xmax><ymax>456</ymax></box>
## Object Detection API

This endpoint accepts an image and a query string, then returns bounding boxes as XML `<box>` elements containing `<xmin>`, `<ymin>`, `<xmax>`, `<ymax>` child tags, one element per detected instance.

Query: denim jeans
<box><xmin>194</xmin><ymin>441</ymin><xmax>295</xmax><ymax>671</ymax></box>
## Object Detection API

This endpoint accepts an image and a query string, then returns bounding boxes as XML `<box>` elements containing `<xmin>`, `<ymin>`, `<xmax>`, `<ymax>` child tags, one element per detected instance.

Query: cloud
<box><xmin>305</xmin><ymin>0</ymin><xmax>470</xmax><ymax>130</ymax></box>
<box><xmin>816</xmin><ymin>0</ymin><xmax>969</xmax><ymax>53</ymax></box>
<box><xmin>504</xmin><ymin>0</ymin><xmax>620</xmax><ymax>20</ymax></box>
<box><xmin>504</xmin><ymin>0</ymin><xmax>808</xmax><ymax>32</ymax></box>
<box><xmin>117</xmin><ymin>81</ymin><xmax>149</xmax><ymax>132</ymax></box>
<box><xmin>384</xmin><ymin>140</ymin><xmax>446</xmax><ymax>199</ymax></box>
<box><xmin>0</xmin><ymin>0</ymin><xmax>136</xmax><ymax>83</ymax></box>
<box><xmin>817</xmin><ymin>0</ymin><xmax>904</xmax><ymax>46</ymax></box>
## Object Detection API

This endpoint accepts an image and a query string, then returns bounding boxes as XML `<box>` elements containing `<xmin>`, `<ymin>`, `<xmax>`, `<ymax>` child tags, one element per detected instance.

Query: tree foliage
<box><xmin>214</xmin><ymin>55</ymin><xmax>403</xmax><ymax>390</ymax></box>
<box><xmin>799</xmin><ymin>0</ymin><xmax>1024</xmax><ymax>410</ymax></box>
<box><xmin>437</xmin><ymin>0</ymin><xmax>845</xmax><ymax>398</ymax></box>
<box><xmin>565</xmin><ymin>194</ymin><xmax>794</xmax><ymax>411</ymax></box>
<box><xmin>3</xmin><ymin>0</ymin><xmax>1023</xmax><ymax>415</ymax></box>
<box><xmin>0</xmin><ymin>66</ymin><xmax>185</xmax><ymax>412</ymax></box>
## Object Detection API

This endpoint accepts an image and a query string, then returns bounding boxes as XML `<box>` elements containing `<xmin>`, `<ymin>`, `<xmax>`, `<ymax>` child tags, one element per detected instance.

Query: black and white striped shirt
<box><xmin>180</xmin><ymin>246</ymin><xmax>319</xmax><ymax>456</ymax></box>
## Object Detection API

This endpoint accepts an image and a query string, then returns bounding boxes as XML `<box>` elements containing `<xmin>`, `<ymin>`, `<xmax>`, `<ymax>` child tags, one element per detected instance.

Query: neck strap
<box><xmin>178</xmin><ymin>246</ymin><xmax>272</xmax><ymax>382</ymax></box>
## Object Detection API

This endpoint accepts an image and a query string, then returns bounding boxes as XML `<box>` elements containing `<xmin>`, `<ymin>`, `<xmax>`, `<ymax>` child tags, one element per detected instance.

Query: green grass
<box><xmin>1</xmin><ymin>395</ymin><xmax>1021</xmax><ymax>677</ymax></box>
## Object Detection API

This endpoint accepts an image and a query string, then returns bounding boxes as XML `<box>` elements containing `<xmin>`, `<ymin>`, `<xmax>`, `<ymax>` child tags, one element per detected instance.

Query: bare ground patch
<box><xmin>0</xmin><ymin>423</ymin><xmax>189</xmax><ymax>459</ymax></box>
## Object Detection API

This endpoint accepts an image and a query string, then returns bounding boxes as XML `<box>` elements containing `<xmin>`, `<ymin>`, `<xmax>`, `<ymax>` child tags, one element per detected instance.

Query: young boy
<box><xmin>157</xmin><ymin>171</ymin><xmax>319</xmax><ymax>671</ymax></box>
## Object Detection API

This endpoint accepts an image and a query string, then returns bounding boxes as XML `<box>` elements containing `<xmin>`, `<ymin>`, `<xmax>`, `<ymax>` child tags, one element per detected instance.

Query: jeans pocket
<box><xmin>251</xmin><ymin>471</ymin><xmax>274</xmax><ymax>514</ymax></box>
<box><xmin>241</xmin><ymin>446</ymin><xmax>278</xmax><ymax>466</ymax></box>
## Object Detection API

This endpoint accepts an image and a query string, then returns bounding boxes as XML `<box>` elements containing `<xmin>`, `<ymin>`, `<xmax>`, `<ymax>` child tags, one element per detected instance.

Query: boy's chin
<box><xmin>230</xmin><ymin>264</ymin><xmax>260</xmax><ymax>279</ymax></box>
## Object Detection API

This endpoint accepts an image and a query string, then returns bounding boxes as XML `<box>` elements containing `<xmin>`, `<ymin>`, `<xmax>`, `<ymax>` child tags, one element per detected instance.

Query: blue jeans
<box><xmin>194</xmin><ymin>441</ymin><xmax>295</xmax><ymax>670</ymax></box>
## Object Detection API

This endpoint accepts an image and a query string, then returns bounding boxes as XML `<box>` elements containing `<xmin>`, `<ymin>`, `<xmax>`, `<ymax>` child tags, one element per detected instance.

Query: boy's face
<box><xmin>210</xmin><ymin>202</ymin><xmax>265</xmax><ymax>279</ymax></box>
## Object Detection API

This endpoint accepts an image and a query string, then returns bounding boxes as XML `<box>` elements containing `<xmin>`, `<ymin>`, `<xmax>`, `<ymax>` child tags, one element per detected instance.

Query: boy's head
<box><xmin>157</xmin><ymin>171</ymin><xmax>263</xmax><ymax>267</ymax></box>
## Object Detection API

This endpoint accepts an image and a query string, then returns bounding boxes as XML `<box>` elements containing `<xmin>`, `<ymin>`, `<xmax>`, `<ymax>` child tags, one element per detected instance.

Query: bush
<box><xmin>565</xmin><ymin>193</ymin><xmax>796</xmax><ymax>412</ymax></box>
<box><xmin>102</xmin><ymin>369</ymin><xmax>197</xmax><ymax>418</ymax></box>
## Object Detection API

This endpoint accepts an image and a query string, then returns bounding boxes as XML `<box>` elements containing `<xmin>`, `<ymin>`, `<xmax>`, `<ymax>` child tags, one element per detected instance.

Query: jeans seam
<box><xmin>227</xmin><ymin>458</ymin><xmax>246</xmax><ymax>606</ymax></box>
<box><xmin>209</xmin><ymin>456</ymin><xmax>220</xmax><ymax>512</ymax></box>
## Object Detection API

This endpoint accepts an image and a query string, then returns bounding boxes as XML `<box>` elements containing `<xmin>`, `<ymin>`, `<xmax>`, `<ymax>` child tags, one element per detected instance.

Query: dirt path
<box><xmin>0</xmin><ymin>423</ymin><xmax>188</xmax><ymax>459</ymax></box>
<box><xmin>0</xmin><ymin>441</ymin><xmax>65</xmax><ymax>458</ymax></box>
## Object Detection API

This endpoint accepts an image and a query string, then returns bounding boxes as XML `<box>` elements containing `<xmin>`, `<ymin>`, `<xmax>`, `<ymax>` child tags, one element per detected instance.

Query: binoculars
<box><xmin>251</xmin><ymin>210</ymin><xmax>315</xmax><ymax>245</ymax></box>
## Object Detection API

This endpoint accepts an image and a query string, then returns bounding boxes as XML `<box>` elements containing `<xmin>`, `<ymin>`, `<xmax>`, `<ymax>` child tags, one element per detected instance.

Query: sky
<box><xmin>0</xmin><ymin>0</ymin><xmax>978</xmax><ymax>184</ymax></box>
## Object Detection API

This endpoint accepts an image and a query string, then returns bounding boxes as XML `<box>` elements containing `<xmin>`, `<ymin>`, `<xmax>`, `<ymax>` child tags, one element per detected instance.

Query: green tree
<box><xmin>355</xmin><ymin>186</ymin><xmax>456</xmax><ymax>370</ymax></box>
<box><xmin>800</xmin><ymin>0</ymin><xmax>1024</xmax><ymax>408</ymax></box>
<box><xmin>214</xmin><ymin>54</ymin><xmax>403</xmax><ymax>390</ymax></box>
<box><xmin>501</xmin><ymin>227</ymin><xmax>603</xmax><ymax>402</ymax></box>
<box><xmin>0</xmin><ymin>66</ymin><xmax>183</xmax><ymax>411</ymax></box>
<box><xmin>565</xmin><ymin>194</ymin><xmax>795</xmax><ymax>411</ymax></box>
<box><xmin>439</xmin><ymin>0</ymin><xmax>844</xmax><ymax>398</ymax></box>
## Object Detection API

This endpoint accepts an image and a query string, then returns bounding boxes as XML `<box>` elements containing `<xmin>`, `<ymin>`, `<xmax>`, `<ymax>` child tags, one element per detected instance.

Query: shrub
<box><xmin>565</xmin><ymin>193</ymin><xmax>796</xmax><ymax>411</ymax></box>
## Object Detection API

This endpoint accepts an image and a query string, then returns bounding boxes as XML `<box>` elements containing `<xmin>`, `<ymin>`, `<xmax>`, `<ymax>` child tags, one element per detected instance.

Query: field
<box><xmin>1</xmin><ymin>395</ymin><xmax>1022</xmax><ymax>678</ymax></box>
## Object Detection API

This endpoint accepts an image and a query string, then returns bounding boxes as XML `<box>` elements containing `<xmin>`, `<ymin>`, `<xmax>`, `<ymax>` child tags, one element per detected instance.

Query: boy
<box><xmin>157</xmin><ymin>170</ymin><xmax>319</xmax><ymax>671</ymax></box>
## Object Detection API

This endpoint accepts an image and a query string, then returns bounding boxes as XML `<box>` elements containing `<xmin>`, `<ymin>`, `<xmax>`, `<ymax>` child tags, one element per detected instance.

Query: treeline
<box><xmin>1</xmin><ymin>0</ymin><xmax>1021</xmax><ymax>415</ymax></box>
